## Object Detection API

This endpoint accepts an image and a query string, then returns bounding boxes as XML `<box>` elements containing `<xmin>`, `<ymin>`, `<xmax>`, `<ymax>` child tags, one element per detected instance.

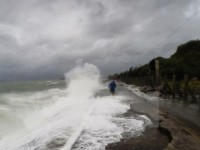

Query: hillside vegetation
<box><xmin>113</xmin><ymin>40</ymin><xmax>200</xmax><ymax>81</ymax></box>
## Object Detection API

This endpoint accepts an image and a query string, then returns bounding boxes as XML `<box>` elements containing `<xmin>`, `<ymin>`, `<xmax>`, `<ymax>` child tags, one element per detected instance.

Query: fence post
<box><xmin>172</xmin><ymin>75</ymin><xmax>176</xmax><ymax>98</ymax></box>
<box><xmin>188</xmin><ymin>78</ymin><xmax>197</xmax><ymax>103</ymax></box>
<box><xmin>184</xmin><ymin>74</ymin><xmax>189</xmax><ymax>101</ymax></box>
<box><xmin>155</xmin><ymin>59</ymin><xmax>160</xmax><ymax>85</ymax></box>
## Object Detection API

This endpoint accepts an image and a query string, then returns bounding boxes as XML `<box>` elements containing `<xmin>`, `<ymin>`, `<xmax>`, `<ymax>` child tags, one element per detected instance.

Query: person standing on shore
<box><xmin>109</xmin><ymin>81</ymin><xmax>116</xmax><ymax>95</ymax></box>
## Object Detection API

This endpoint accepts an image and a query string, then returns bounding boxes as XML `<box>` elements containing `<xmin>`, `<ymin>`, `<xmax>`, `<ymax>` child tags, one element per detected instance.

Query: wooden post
<box><xmin>172</xmin><ymin>75</ymin><xmax>176</xmax><ymax>98</ymax></box>
<box><xmin>188</xmin><ymin>78</ymin><xmax>197</xmax><ymax>103</ymax></box>
<box><xmin>184</xmin><ymin>74</ymin><xmax>189</xmax><ymax>101</ymax></box>
<box><xmin>155</xmin><ymin>59</ymin><xmax>160</xmax><ymax>85</ymax></box>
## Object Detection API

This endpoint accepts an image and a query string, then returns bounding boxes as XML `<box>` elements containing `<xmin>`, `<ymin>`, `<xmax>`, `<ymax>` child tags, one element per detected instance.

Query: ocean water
<box><xmin>0</xmin><ymin>64</ymin><xmax>151</xmax><ymax>150</ymax></box>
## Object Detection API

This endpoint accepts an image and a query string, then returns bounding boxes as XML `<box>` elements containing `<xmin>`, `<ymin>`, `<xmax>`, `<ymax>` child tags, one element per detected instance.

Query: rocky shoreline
<box><xmin>106</xmin><ymin>90</ymin><xmax>200</xmax><ymax>150</ymax></box>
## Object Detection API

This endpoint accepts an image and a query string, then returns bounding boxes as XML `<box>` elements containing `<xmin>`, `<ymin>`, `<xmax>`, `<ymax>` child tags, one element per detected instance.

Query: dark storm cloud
<box><xmin>0</xmin><ymin>0</ymin><xmax>200</xmax><ymax>80</ymax></box>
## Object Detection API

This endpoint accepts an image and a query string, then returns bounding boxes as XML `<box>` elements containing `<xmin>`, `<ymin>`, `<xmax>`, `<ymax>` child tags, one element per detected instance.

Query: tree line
<box><xmin>111</xmin><ymin>40</ymin><xmax>200</xmax><ymax>82</ymax></box>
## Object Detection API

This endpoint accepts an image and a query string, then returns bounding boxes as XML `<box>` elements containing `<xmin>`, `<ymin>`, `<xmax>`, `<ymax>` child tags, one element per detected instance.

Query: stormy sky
<box><xmin>0</xmin><ymin>0</ymin><xmax>200</xmax><ymax>80</ymax></box>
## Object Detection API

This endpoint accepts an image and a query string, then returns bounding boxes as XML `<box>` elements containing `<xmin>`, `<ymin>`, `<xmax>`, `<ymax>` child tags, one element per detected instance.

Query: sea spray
<box><xmin>60</xmin><ymin>63</ymin><xmax>103</xmax><ymax>150</ymax></box>
<box><xmin>0</xmin><ymin>63</ymin><xmax>151</xmax><ymax>150</ymax></box>
<box><xmin>65</xmin><ymin>63</ymin><xmax>101</xmax><ymax>98</ymax></box>
<box><xmin>0</xmin><ymin>63</ymin><xmax>102</xmax><ymax>149</ymax></box>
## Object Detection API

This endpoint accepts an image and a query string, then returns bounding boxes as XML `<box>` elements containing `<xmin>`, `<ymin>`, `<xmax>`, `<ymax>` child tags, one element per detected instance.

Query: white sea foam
<box><xmin>69</xmin><ymin>96</ymin><xmax>151</xmax><ymax>150</ymax></box>
<box><xmin>0</xmin><ymin>64</ymin><xmax>151</xmax><ymax>150</ymax></box>
<box><xmin>124</xmin><ymin>84</ymin><xmax>159</xmax><ymax>102</ymax></box>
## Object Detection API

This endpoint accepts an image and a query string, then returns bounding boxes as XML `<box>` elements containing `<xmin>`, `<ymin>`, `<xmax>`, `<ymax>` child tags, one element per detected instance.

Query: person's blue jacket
<box><xmin>109</xmin><ymin>81</ymin><xmax>116</xmax><ymax>92</ymax></box>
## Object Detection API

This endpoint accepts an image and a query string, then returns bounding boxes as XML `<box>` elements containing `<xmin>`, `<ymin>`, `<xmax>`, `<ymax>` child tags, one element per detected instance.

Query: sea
<box><xmin>0</xmin><ymin>63</ymin><xmax>151</xmax><ymax>150</ymax></box>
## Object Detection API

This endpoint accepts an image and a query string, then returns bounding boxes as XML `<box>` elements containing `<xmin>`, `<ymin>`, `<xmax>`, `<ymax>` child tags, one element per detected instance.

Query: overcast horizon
<box><xmin>0</xmin><ymin>0</ymin><xmax>200</xmax><ymax>80</ymax></box>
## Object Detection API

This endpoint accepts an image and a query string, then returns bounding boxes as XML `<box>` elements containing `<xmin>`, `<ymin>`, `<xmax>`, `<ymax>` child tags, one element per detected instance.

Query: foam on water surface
<box><xmin>70</xmin><ymin>96</ymin><xmax>151</xmax><ymax>150</ymax></box>
<box><xmin>0</xmin><ymin>64</ymin><xmax>151</xmax><ymax>150</ymax></box>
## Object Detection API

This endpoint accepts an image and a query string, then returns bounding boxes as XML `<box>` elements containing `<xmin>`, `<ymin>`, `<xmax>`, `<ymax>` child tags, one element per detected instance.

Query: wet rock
<box><xmin>140</xmin><ymin>86</ymin><xmax>154</xmax><ymax>93</ymax></box>
<box><xmin>155</xmin><ymin>85</ymin><xmax>164</xmax><ymax>91</ymax></box>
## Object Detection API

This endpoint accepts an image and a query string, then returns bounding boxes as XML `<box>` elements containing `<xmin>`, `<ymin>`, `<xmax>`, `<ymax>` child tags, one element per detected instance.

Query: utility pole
<box><xmin>155</xmin><ymin>59</ymin><xmax>160</xmax><ymax>84</ymax></box>
<box><xmin>120</xmin><ymin>61</ymin><xmax>133</xmax><ymax>72</ymax></box>
<box><xmin>120</xmin><ymin>61</ymin><xmax>133</xmax><ymax>83</ymax></box>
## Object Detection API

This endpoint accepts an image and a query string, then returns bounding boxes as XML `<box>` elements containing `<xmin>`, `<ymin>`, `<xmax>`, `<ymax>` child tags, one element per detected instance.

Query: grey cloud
<box><xmin>0</xmin><ymin>0</ymin><xmax>200</xmax><ymax>80</ymax></box>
